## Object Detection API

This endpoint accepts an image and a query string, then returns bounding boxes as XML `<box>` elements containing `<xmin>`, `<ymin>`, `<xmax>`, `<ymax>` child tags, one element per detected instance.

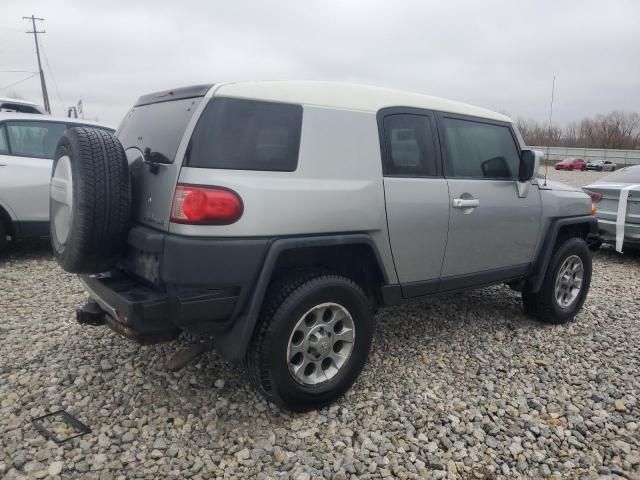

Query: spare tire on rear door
<box><xmin>50</xmin><ymin>127</ymin><xmax>130</xmax><ymax>273</ymax></box>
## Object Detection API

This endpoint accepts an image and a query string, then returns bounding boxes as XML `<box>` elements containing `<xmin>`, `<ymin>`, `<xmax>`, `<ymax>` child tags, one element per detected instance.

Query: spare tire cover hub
<box><xmin>50</xmin><ymin>154</ymin><xmax>73</xmax><ymax>245</ymax></box>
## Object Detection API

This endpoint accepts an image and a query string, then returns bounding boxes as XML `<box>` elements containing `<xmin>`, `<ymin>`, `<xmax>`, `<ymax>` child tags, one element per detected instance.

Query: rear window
<box><xmin>186</xmin><ymin>98</ymin><xmax>302</xmax><ymax>172</ymax></box>
<box><xmin>117</xmin><ymin>97</ymin><xmax>203</xmax><ymax>163</ymax></box>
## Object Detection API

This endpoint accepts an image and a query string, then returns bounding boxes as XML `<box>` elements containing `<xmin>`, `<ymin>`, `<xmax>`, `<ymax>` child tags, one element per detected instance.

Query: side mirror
<box><xmin>518</xmin><ymin>149</ymin><xmax>537</xmax><ymax>182</ymax></box>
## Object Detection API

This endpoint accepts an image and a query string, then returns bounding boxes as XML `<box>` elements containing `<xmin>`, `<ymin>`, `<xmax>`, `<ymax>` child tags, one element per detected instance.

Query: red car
<box><xmin>555</xmin><ymin>158</ymin><xmax>586</xmax><ymax>171</ymax></box>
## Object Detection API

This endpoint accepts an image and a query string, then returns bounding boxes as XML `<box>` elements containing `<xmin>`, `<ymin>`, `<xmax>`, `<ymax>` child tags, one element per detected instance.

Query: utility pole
<box><xmin>23</xmin><ymin>15</ymin><xmax>50</xmax><ymax>113</ymax></box>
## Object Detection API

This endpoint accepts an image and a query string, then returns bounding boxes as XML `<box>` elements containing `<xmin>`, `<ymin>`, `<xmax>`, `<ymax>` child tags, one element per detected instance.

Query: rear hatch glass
<box><xmin>116</xmin><ymin>96</ymin><xmax>205</xmax><ymax>235</ymax></box>
<box><xmin>117</xmin><ymin>97</ymin><xmax>203</xmax><ymax>163</ymax></box>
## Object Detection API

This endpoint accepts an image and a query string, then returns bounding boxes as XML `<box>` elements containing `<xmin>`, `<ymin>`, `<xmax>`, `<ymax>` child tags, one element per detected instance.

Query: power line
<box><xmin>0</xmin><ymin>70</ymin><xmax>38</xmax><ymax>74</ymax></box>
<box><xmin>22</xmin><ymin>14</ymin><xmax>50</xmax><ymax>113</ymax></box>
<box><xmin>0</xmin><ymin>73</ymin><xmax>39</xmax><ymax>92</ymax></box>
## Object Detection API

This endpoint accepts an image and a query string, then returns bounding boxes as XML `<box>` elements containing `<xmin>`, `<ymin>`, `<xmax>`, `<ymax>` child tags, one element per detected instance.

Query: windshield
<box><xmin>600</xmin><ymin>165</ymin><xmax>640</xmax><ymax>183</ymax></box>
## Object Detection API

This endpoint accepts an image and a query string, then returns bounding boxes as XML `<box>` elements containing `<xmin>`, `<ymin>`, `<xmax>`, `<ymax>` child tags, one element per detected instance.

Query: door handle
<box><xmin>452</xmin><ymin>198</ymin><xmax>479</xmax><ymax>209</ymax></box>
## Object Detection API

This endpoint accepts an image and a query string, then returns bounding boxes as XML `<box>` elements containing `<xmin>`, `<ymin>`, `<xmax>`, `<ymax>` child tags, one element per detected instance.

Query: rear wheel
<box><xmin>248</xmin><ymin>272</ymin><xmax>374</xmax><ymax>411</ymax></box>
<box><xmin>523</xmin><ymin>237</ymin><xmax>592</xmax><ymax>324</ymax></box>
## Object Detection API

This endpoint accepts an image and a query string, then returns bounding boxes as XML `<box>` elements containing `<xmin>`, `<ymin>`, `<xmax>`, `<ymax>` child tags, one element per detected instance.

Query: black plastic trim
<box><xmin>380</xmin><ymin>264</ymin><xmax>530</xmax><ymax>307</ymax></box>
<box><xmin>526</xmin><ymin>215</ymin><xmax>598</xmax><ymax>293</ymax></box>
<box><xmin>14</xmin><ymin>220</ymin><xmax>49</xmax><ymax>239</ymax></box>
<box><xmin>211</xmin><ymin>233</ymin><xmax>388</xmax><ymax>362</ymax></box>
<box><xmin>400</xmin><ymin>278</ymin><xmax>440</xmax><ymax>298</ymax></box>
<box><xmin>439</xmin><ymin>263</ymin><xmax>530</xmax><ymax>292</ymax></box>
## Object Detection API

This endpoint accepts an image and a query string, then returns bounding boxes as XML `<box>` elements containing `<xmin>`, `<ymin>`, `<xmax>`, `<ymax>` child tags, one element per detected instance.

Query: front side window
<box><xmin>441</xmin><ymin>117</ymin><xmax>519</xmax><ymax>179</ymax></box>
<box><xmin>0</xmin><ymin>125</ymin><xmax>8</xmax><ymax>154</ymax></box>
<box><xmin>187</xmin><ymin>97</ymin><xmax>303</xmax><ymax>172</ymax></box>
<box><xmin>383</xmin><ymin>114</ymin><xmax>438</xmax><ymax>176</ymax></box>
<box><xmin>5</xmin><ymin>121</ymin><xmax>67</xmax><ymax>159</ymax></box>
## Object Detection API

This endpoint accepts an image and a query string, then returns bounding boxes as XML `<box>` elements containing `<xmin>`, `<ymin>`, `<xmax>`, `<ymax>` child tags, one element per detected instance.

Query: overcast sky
<box><xmin>2</xmin><ymin>0</ymin><xmax>639</xmax><ymax>127</ymax></box>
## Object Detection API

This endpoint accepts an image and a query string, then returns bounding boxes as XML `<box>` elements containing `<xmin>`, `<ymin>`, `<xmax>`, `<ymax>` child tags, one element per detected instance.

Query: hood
<box><xmin>538</xmin><ymin>179</ymin><xmax>582</xmax><ymax>192</ymax></box>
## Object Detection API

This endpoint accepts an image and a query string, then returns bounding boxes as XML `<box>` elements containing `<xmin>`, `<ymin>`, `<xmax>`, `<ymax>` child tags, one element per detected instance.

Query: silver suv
<box><xmin>49</xmin><ymin>82</ymin><xmax>597</xmax><ymax>410</ymax></box>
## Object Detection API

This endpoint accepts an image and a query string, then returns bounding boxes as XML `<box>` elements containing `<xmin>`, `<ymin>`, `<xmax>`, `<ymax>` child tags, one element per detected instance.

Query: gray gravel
<box><xmin>1</xmin><ymin>170</ymin><xmax>639</xmax><ymax>479</ymax></box>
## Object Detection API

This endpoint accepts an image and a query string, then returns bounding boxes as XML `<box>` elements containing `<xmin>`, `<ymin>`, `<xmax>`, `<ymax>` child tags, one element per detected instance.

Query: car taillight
<box><xmin>583</xmin><ymin>190</ymin><xmax>602</xmax><ymax>203</ymax></box>
<box><xmin>171</xmin><ymin>185</ymin><xmax>243</xmax><ymax>224</ymax></box>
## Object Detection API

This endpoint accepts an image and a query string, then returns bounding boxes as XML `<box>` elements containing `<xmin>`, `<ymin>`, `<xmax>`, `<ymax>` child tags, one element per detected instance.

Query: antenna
<box><xmin>544</xmin><ymin>75</ymin><xmax>556</xmax><ymax>186</ymax></box>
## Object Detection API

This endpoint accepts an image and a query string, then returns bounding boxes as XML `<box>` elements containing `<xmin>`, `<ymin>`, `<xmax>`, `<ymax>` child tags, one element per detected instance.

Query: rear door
<box><xmin>380</xmin><ymin>108</ymin><xmax>449</xmax><ymax>297</ymax></box>
<box><xmin>116</xmin><ymin>92</ymin><xmax>209</xmax><ymax>232</ymax></box>
<box><xmin>0</xmin><ymin>120</ymin><xmax>66</xmax><ymax>222</ymax></box>
<box><xmin>436</xmin><ymin>113</ymin><xmax>541</xmax><ymax>286</ymax></box>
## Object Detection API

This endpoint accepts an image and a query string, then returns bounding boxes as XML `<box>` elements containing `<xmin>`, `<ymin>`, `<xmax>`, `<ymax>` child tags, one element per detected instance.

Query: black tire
<box><xmin>523</xmin><ymin>237</ymin><xmax>592</xmax><ymax>324</ymax></box>
<box><xmin>0</xmin><ymin>220</ymin><xmax>8</xmax><ymax>252</ymax></box>
<box><xmin>50</xmin><ymin>127</ymin><xmax>130</xmax><ymax>273</ymax></box>
<box><xmin>248</xmin><ymin>272</ymin><xmax>375</xmax><ymax>411</ymax></box>
<box><xmin>588</xmin><ymin>239</ymin><xmax>602</xmax><ymax>251</ymax></box>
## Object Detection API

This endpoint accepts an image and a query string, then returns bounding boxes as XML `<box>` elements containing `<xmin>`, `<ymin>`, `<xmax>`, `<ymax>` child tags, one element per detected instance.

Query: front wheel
<box><xmin>523</xmin><ymin>237</ymin><xmax>592</xmax><ymax>324</ymax></box>
<box><xmin>247</xmin><ymin>272</ymin><xmax>374</xmax><ymax>411</ymax></box>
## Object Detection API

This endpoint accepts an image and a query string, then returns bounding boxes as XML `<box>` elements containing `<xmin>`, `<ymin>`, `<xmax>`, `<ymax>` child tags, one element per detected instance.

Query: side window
<box><xmin>383</xmin><ymin>114</ymin><xmax>438</xmax><ymax>176</ymax></box>
<box><xmin>0</xmin><ymin>125</ymin><xmax>8</xmax><ymax>154</ymax></box>
<box><xmin>441</xmin><ymin>117</ymin><xmax>520</xmax><ymax>179</ymax></box>
<box><xmin>5</xmin><ymin>121</ymin><xmax>67</xmax><ymax>159</ymax></box>
<box><xmin>187</xmin><ymin>98</ymin><xmax>302</xmax><ymax>172</ymax></box>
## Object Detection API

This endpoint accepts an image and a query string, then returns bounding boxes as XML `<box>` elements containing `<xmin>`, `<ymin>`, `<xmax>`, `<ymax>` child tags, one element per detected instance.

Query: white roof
<box><xmin>213</xmin><ymin>81</ymin><xmax>511</xmax><ymax>123</ymax></box>
<box><xmin>0</xmin><ymin>97</ymin><xmax>41</xmax><ymax>107</ymax></box>
<box><xmin>0</xmin><ymin>112</ymin><xmax>114</xmax><ymax>129</ymax></box>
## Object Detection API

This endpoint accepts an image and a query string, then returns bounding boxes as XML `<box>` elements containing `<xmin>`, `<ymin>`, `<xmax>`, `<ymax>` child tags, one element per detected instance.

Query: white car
<box><xmin>0</xmin><ymin>113</ymin><xmax>114</xmax><ymax>250</ymax></box>
<box><xmin>0</xmin><ymin>97</ymin><xmax>47</xmax><ymax>115</ymax></box>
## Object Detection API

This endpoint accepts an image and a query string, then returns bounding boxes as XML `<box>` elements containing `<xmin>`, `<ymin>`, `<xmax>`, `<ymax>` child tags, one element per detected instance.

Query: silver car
<box><xmin>584</xmin><ymin>165</ymin><xmax>640</xmax><ymax>251</ymax></box>
<box><xmin>0</xmin><ymin>113</ymin><xmax>113</xmax><ymax>250</ymax></box>
<box><xmin>585</xmin><ymin>160</ymin><xmax>617</xmax><ymax>171</ymax></box>
<box><xmin>47</xmin><ymin>81</ymin><xmax>597</xmax><ymax>410</ymax></box>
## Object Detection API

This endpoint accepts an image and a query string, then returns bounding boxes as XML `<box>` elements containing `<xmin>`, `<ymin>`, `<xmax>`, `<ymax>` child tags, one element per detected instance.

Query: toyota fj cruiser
<box><xmin>50</xmin><ymin>82</ymin><xmax>597</xmax><ymax>410</ymax></box>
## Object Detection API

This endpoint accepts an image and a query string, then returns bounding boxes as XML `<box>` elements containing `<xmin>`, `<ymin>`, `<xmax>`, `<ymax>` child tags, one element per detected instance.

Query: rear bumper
<box><xmin>80</xmin><ymin>271</ymin><xmax>239</xmax><ymax>344</ymax></box>
<box><xmin>78</xmin><ymin>225</ymin><xmax>270</xmax><ymax>342</ymax></box>
<box><xmin>597</xmin><ymin>218</ymin><xmax>640</xmax><ymax>245</ymax></box>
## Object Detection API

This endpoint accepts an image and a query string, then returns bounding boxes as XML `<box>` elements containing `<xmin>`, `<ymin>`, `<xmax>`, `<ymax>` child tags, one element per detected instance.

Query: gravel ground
<box><xmin>1</xmin><ymin>170</ymin><xmax>639</xmax><ymax>480</ymax></box>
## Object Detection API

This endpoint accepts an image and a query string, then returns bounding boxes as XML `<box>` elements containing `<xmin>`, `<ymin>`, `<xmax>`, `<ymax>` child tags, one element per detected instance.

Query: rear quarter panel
<box><xmin>173</xmin><ymin>105</ymin><xmax>397</xmax><ymax>282</ymax></box>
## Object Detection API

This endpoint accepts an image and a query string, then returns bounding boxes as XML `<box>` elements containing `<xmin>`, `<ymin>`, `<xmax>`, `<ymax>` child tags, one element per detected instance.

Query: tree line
<box><xmin>516</xmin><ymin>111</ymin><xmax>640</xmax><ymax>150</ymax></box>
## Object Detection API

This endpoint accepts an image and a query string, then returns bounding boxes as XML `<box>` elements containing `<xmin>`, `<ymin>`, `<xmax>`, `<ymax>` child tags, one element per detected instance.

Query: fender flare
<box><xmin>212</xmin><ymin>233</ymin><xmax>388</xmax><ymax>363</ymax></box>
<box><xmin>526</xmin><ymin>215</ymin><xmax>598</xmax><ymax>293</ymax></box>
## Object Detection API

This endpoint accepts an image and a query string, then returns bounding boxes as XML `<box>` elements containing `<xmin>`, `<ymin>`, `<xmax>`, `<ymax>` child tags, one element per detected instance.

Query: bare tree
<box><xmin>517</xmin><ymin>111</ymin><xmax>640</xmax><ymax>149</ymax></box>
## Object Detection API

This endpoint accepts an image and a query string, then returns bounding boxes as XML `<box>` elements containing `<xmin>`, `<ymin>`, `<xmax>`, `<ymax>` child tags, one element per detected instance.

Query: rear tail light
<box><xmin>583</xmin><ymin>190</ymin><xmax>602</xmax><ymax>202</ymax></box>
<box><xmin>171</xmin><ymin>185</ymin><xmax>243</xmax><ymax>224</ymax></box>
